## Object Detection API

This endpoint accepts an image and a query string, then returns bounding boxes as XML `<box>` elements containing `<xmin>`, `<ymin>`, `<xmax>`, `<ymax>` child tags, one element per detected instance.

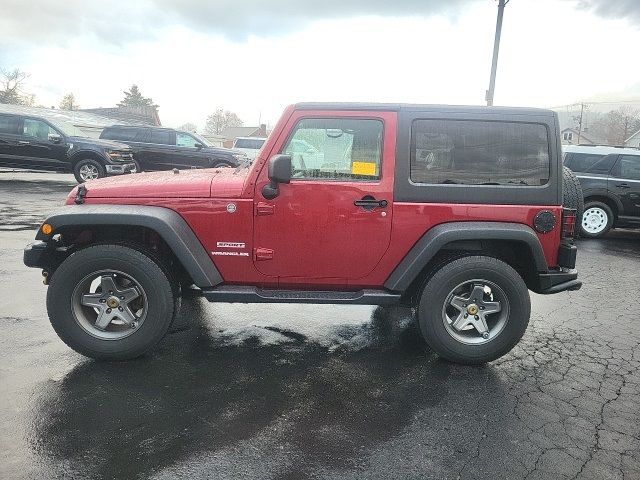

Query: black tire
<box><xmin>417</xmin><ymin>255</ymin><xmax>530</xmax><ymax>365</ymax></box>
<box><xmin>580</xmin><ymin>200</ymin><xmax>614</xmax><ymax>238</ymax></box>
<box><xmin>211</xmin><ymin>160</ymin><xmax>234</xmax><ymax>168</ymax></box>
<box><xmin>47</xmin><ymin>244</ymin><xmax>176</xmax><ymax>360</ymax></box>
<box><xmin>563</xmin><ymin>166</ymin><xmax>584</xmax><ymax>233</ymax></box>
<box><xmin>73</xmin><ymin>158</ymin><xmax>106</xmax><ymax>183</ymax></box>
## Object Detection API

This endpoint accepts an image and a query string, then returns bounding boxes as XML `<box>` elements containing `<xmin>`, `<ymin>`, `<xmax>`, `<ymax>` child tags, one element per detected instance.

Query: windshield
<box><xmin>235</xmin><ymin>138</ymin><xmax>266</xmax><ymax>149</ymax></box>
<box><xmin>49</xmin><ymin>119</ymin><xmax>87</xmax><ymax>137</ymax></box>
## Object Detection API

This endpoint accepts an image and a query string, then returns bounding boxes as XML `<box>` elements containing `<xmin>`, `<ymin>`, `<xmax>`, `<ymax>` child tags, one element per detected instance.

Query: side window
<box><xmin>103</xmin><ymin>127</ymin><xmax>140</xmax><ymax>142</ymax></box>
<box><xmin>176</xmin><ymin>132</ymin><xmax>199</xmax><ymax>147</ymax></box>
<box><xmin>149</xmin><ymin>129</ymin><xmax>174</xmax><ymax>145</ymax></box>
<box><xmin>0</xmin><ymin>114</ymin><xmax>19</xmax><ymax>135</ymax></box>
<box><xmin>282</xmin><ymin>118</ymin><xmax>383</xmax><ymax>181</ymax></box>
<box><xmin>23</xmin><ymin>118</ymin><xmax>56</xmax><ymax>140</ymax></box>
<box><xmin>565</xmin><ymin>153</ymin><xmax>606</xmax><ymax>173</ymax></box>
<box><xmin>618</xmin><ymin>155</ymin><xmax>640</xmax><ymax>180</ymax></box>
<box><xmin>410</xmin><ymin>120</ymin><xmax>550</xmax><ymax>186</ymax></box>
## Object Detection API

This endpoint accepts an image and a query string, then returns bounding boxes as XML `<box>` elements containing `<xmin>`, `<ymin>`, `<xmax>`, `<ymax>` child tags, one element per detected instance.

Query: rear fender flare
<box><xmin>384</xmin><ymin>222</ymin><xmax>548</xmax><ymax>292</ymax></box>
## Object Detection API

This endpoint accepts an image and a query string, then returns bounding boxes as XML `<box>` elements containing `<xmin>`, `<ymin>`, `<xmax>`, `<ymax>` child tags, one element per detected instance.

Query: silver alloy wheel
<box><xmin>582</xmin><ymin>207</ymin><xmax>608</xmax><ymax>234</ymax></box>
<box><xmin>79</xmin><ymin>163</ymin><xmax>100</xmax><ymax>181</ymax></box>
<box><xmin>71</xmin><ymin>270</ymin><xmax>148</xmax><ymax>340</ymax></box>
<box><xmin>442</xmin><ymin>279</ymin><xmax>510</xmax><ymax>345</ymax></box>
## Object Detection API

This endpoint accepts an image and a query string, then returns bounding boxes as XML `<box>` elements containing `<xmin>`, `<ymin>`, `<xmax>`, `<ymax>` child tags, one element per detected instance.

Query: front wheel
<box><xmin>47</xmin><ymin>244</ymin><xmax>176</xmax><ymax>360</ymax></box>
<box><xmin>417</xmin><ymin>256</ymin><xmax>530</xmax><ymax>365</ymax></box>
<box><xmin>74</xmin><ymin>159</ymin><xmax>105</xmax><ymax>183</ymax></box>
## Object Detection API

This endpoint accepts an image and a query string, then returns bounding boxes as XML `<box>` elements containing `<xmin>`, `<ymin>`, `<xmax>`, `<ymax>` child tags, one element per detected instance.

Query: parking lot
<box><xmin>0</xmin><ymin>170</ymin><xmax>638</xmax><ymax>480</ymax></box>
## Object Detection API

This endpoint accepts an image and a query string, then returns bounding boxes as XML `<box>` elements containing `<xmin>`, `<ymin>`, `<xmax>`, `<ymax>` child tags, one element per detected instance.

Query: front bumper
<box><xmin>105</xmin><ymin>163</ymin><xmax>136</xmax><ymax>175</ymax></box>
<box><xmin>24</xmin><ymin>241</ymin><xmax>50</xmax><ymax>269</ymax></box>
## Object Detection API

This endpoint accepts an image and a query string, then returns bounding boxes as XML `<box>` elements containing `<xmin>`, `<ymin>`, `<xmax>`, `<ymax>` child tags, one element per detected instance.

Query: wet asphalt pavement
<box><xmin>0</xmin><ymin>170</ymin><xmax>639</xmax><ymax>480</ymax></box>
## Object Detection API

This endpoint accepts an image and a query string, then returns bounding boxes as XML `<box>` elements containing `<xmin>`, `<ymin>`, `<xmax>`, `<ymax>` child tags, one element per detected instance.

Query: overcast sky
<box><xmin>1</xmin><ymin>0</ymin><xmax>639</xmax><ymax>129</ymax></box>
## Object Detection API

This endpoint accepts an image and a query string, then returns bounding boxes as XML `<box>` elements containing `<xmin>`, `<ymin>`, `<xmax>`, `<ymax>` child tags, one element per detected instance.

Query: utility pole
<box><xmin>576</xmin><ymin>102</ymin><xmax>585</xmax><ymax>145</ymax></box>
<box><xmin>486</xmin><ymin>0</ymin><xmax>508</xmax><ymax>106</ymax></box>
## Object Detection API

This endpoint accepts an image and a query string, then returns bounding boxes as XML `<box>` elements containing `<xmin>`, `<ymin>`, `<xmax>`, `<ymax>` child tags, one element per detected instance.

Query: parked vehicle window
<box><xmin>176</xmin><ymin>132</ymin><xmax>199</xmax><ymax>147</ymax></box>
<box><xmin>410</xmin><ymin>120</ymin><xmax>550</xmax><ymax>186</ymax></box>
<box><xmin>619</xmin><ymin>155</ymin><xmax>640</xmax><ymax>180</ymax></box>
<box><xmin>102</xmin><ymin>127</ymin><xmax>141</xmax><ymax>142</ymax></box>
<box><xmin>23</xmin><ymin>118</ymin><xmax>57</xmax><ymax>140</ymax></box>
<box><xmin>235</xmin><ymin>138</ymin><xmax>265</xmax><ymax>149</ymax></box>
<box><xmin>565</xmin><ymin>153</ymin><xmax>603</xmax><ymax>172</ymax></box>
<box><xmin>282</xmin><ymin>118</ymin><xmax>383</xmax><ymax>180</ymax></box>
<box><xmin>0</xmin><ymin>114</ymin><xmax>19</xmax><ymax>135</ymax></box>
<box><xmin>149</xmin><ymin>129</ymin><xmax>174</xmax><ymax>145</ymax></box>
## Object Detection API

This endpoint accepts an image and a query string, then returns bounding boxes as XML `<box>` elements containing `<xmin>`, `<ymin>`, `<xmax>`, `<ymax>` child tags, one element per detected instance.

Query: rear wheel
<box><xmin>74</xmin><ymin>159</ymin><xmax>105</xmax><ymax>183</ymax></box>
<box><xmin>47</xmin><ymin>244</ymin><xmax>176</xmax><ymax>360</ymax></box>
<box><xmin>580</xmin><ymin>201</ymin><xmax>613</xmax><ymax>238</ymax></box>
<box><xmin>417</xmin><ymin>256</ymin><xmax>530</xmax><ymax>365</ymax></box>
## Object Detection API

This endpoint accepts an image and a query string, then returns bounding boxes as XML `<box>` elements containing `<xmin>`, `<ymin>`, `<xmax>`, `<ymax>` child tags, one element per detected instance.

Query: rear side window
<box><xmin>565</xmin><ymin>152</ymin><xmax>613</xmax><ymax>173</ymax></box>
<box><xmin>282</xmin><ymin>118</ymin><xmax>383</xmax><ymax>181</ymax></box>
<box><xmin>410</xmin><ymin>120</ymin><xmax>550</xmax><ymax>186</ymax></box>
<box><xmin>101</xmin><ymin>127</ymin><xmax>144</xmax><ymax>142</ymax></box>
<box><xmin>148</xmin><ymin>129</ymin><xmax>174</xmax><ymax>145</ymax></box>
<box><xmin>618</xmin><ymin>155</ymin><xmax>640</xmax><ymax>180</ymax></box>
<box><xmin>0</xmin><ymin>114</ymin><xmax>20</xmax><ymax>135</ymax></box>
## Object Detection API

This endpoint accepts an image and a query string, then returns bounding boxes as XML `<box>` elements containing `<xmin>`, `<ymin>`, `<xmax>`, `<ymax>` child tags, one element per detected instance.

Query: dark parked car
<box><xmin>0</xmin><ymin>112</ymin><xmax>136</xmax><ymax>183</ymax></box>
<box><xmin>563</xmin><ymin>145</ymin><xmax>640</xmax><ymax>237</ymax></box>
<box><xmin>99</xmin><ymin>125</ymin><xmax>246</xmax><ymax>171</ymax></box>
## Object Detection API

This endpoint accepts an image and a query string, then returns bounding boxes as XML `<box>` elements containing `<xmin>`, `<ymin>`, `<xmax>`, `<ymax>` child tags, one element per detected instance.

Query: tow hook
<box><xmin>42</xmin><ymin>270</ymin><xmax>50</xmax><ymax>285</ymax></box>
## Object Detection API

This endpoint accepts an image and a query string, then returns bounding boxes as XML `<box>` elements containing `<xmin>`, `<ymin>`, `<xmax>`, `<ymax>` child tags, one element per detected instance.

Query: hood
<box><xmin>70</xmin><ymin>167</ymin><xmax>248</xmax><ymax>200</ymax></box>
<box><xmin>69</xmin><ymin>136</ymin><xmax>131</xmax><ymax>150</ymax></box>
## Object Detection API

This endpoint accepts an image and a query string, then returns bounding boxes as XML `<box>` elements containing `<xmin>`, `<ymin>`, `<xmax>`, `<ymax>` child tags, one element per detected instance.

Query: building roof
<box><xmin>80</xmin><ymin>106</ymin><xmax>161</xmax><ymax>126</ymax></box>
<box><xmin>560</xmin><ymin>127</ymin><xmax>598</xmax><ymax>144</ymax></box>
<box><xmin>219</xmin><ymin>126</ymin><xmax>265</xmax><ymax>139</ymax></box>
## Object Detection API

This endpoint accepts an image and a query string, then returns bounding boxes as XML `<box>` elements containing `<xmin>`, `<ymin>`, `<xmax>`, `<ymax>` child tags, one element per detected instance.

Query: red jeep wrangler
<box><xmin>24</xmin><ymin>103</ymin><xmax>581</xmax><ymax>364</ymax></box>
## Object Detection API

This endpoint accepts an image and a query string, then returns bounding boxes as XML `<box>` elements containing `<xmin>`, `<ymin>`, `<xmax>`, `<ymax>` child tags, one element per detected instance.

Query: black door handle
<box><xmin>354</xmin><ymin>196</ymin><xmax>388</xmax><ymax>209</ymax></box>
<box><xmin>616</xmin><ymin>183</ymin><xmax>631</xmax><ymax>189</ymax></box>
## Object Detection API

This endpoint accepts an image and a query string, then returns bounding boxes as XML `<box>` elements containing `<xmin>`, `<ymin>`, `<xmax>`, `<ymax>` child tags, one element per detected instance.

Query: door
<box><xmin>173</xmin><ymin>132</ymin><xmax>210</xmax><ymax>168</ymax></box>
<box><xmin>137</xmin><ymin>129</ymin><xmax>176</xmax><ymax>171</ymax></box>
<box><xmin>253</xmin><ymin>112</ymin><xmax>396</xmax><ymax>284</ymax></box>
<box><xmin>0</xmin><ymin>114</ymin><xmax>21</xmax><ymax>166</ymax></box>
<box><xmin>610</xmin><ymin>154</ymin><xmax>640</xmax><ymax>217</ymax></box>
<box><xmin>17</xmin><ymin>118</ymin><xmax>70</xmax><ymax>170</ymax></box>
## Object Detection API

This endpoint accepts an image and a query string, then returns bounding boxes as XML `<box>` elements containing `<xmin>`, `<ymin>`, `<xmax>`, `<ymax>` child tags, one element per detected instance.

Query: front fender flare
<box><xmin>36</xmin><ymin>204</ymin><xmax>223</xmax><ymax>288</ymax></box>
<box><xmin>384</xmin><ymin>222</ymin><xmax>548</xmax><ymax>293</ymax></box>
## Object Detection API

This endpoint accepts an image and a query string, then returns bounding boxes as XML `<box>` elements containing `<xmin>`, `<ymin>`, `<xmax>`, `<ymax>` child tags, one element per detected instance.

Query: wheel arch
<box><xmin>385</xmin><ymin>222</ymin><xmax>548</xmax><ymax>298</ymax></box>
<box><xmin>583</xmin><ymin>194</ymin><xmax>620</xmax><ymax>219</ymax></box>
<box><xmin>36</xmin><ymin>205</ymin><xmax>223</xmax><ymax>288</ymax></box>
<box><xmin>69</xmin><ymin>150</ymin><xmax>107</xmax><ymax>166</ymax></box>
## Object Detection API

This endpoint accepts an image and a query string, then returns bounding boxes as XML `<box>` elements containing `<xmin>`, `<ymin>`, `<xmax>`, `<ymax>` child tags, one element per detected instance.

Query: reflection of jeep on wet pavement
<box><xmin>24</xmin><ymin>103</ymin><xmax>582</xmax><ymax>364</ymax></box>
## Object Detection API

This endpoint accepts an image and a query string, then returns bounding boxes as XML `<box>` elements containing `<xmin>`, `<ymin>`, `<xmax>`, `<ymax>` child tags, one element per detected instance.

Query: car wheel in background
<box><xmin>74</xmin><ymin>159</ymin><xmax>105</xmax><ymax>183</ymax></box>
<box><xmin>580</xmin><ymin>201</ymin><xmax>614</xmax><ymax>238</ymax></box>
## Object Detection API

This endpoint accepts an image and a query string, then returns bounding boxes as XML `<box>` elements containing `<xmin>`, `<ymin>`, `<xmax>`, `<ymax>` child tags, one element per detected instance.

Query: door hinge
<box><xmin>255</xmin><ymin>202</ymin><xmax>274</xmax><ymax>216</ymax></box>
<box><xmin>254</xmin><ymin>247</ymin><xmax>274</xmax><ymax>261</ymax></box>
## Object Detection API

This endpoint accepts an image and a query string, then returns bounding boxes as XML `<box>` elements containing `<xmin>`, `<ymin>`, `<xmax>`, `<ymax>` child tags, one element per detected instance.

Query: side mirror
<box><xmin>262</xmin><ymin>154</ymin><xmax>291</xmax><ymax>200</ymax></box>
<box><xmin>194</xmin><ymin>143</ymin><xmax>204</xmax><ymax>149</ymax></box>
<box><xmin>49</xmin><ymin>133</ymin><xmax>62</xmax><ymax>144</ymax></box>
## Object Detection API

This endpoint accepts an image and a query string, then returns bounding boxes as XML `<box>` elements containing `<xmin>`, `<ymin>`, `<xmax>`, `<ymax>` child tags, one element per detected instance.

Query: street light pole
<box><xmin>486</xmin><ymin>0</ymin><xmax>508</xmax><ymax>106</ymax></box>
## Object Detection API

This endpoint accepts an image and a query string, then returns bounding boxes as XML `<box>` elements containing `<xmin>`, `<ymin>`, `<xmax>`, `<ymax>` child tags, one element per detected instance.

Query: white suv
<box><xmin>232</xmin><ymin>137</ymin><xmax>267</xmax><ymax>161</ymax></box>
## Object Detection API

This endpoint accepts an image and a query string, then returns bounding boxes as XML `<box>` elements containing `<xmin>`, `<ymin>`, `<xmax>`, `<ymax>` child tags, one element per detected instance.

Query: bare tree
<box><xmin>0</xmin><ymin>68</ymin><xmax>32</xmax><ymax>105</ymax></box>
<box><xmin>59</xmin><ymin>93</ymin><xmax>79</xmax><ymax>110</ymax></box>
<box><xmin>605</xmin><ymin>106</ymin><xmax>640</xmax><ymax>145</ymax></box>
<box><xmin>205</xmin><ymin>108</ymin><xmax>243</xmax><ymax>135</ymax></box>
<box><xmin>177</xmin><ymin>122</ymin><xmax>198</xmax><ymax>133</ymax></box>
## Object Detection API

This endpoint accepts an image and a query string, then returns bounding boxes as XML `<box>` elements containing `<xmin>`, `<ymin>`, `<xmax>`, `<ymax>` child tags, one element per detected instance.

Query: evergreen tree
<box><xmin>118</xmin><ymin>85</ymin><xmax>157</xmax><ymax>108</ymax></box>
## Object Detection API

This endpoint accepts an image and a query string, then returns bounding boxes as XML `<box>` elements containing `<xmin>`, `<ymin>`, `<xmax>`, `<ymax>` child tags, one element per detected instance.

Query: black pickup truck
<box><xmin>563</xmin><ymin>145</ymin><xmax>640</xmax><ymax>237</ymax></box>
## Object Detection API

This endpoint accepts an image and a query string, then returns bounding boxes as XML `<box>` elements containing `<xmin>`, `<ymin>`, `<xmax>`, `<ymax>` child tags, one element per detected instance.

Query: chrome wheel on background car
<box><xmin>71</xmin><ymin>270</ymin><xmax>148</xmax><ymax>340</ymax></box>
<box><xmin>442</xmin><ymin>279</ymin><xmax>509</xmax><ymax>345</ymax></box>
<box><xmin>79</xmin><ymin>164</ymin><xmax>99</xmax><ymax>181</ymax></box>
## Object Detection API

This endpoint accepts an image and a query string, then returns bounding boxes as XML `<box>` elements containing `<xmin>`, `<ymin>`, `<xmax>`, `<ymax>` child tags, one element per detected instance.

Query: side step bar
<box><xmin>202</xmin><ymin>286</ymin><xmax>401</xmax><ymax>305</ymax></box>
